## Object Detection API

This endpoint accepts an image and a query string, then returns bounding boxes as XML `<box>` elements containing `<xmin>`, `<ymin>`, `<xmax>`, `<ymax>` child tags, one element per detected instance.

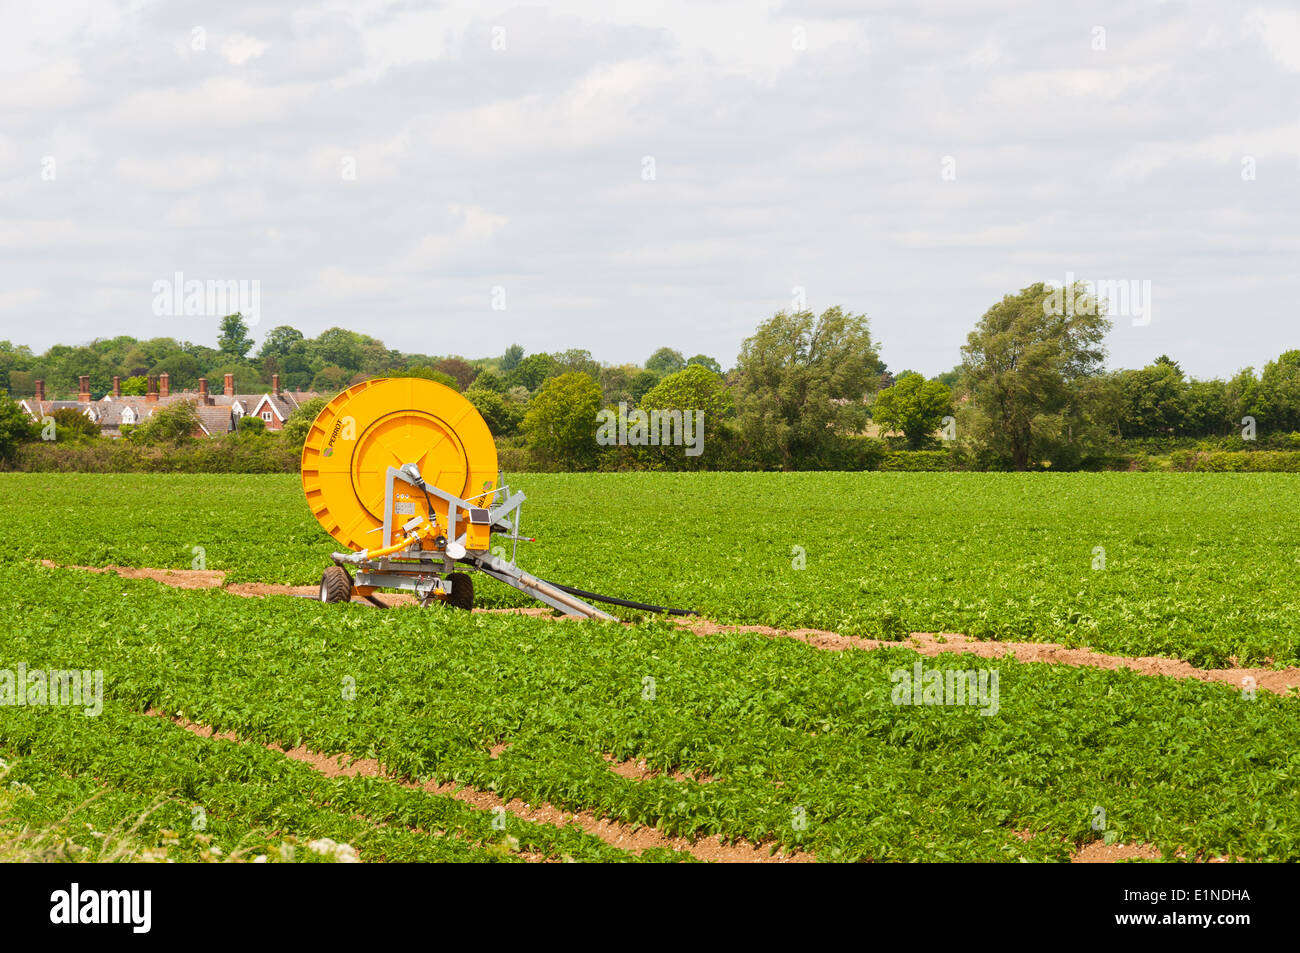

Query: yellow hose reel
<box><xmin>299</xmin><ymin>376</ymin><xmax>614</xmax><ymax>618</ymax></box>
<box><xmin>301</xmin><ymin>377</ymin><xmax>499</xmax><ymax>554</ymax></box>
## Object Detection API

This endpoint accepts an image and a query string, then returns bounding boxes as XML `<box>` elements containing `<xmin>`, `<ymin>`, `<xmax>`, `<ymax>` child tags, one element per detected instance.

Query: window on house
<box><xmin>262</xmin><ymin>411</ymin><xmax>273</xmax><ymax>422</ymax></box>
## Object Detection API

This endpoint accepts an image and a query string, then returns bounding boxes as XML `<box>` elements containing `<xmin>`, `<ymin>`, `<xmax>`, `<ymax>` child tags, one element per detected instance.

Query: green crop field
<box><xmin>1</xmin><ymin>472</ymin><xmax>1298</xmax><ymax>665</ymax></box>
<box><xmin>1</xmin><ymin>472</ymin><xmax>1297</xmax><ymax>862</ymax></box>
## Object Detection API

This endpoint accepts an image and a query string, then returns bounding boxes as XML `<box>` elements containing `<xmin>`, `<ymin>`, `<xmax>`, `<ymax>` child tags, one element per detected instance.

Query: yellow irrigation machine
<box><xmin>301</xmin><ymin>377</ymin><xmax>692</xmax><ymax>620</ymax></box>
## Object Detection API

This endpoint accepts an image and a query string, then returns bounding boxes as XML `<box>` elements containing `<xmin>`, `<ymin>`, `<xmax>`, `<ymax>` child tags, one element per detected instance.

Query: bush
<box><xmin>12</xmin><ymin>432</ymin><xmax>300</xmax><ymax>473</ymax></box>
<box><xmin>48</xmin><ymin>408</ymin><xmax>99</xmax><ymax>441</ymax></box>
<box><xmin>522</xmin><ymin>373</ymin><xmax>603</xmax><ymax>469</ymax></box>
<box><xmin>1168</xmin><ymin>450</ymin><xmax>1300</xmax><ymax>472</ymax></box>
<box><xmin>281</xmin><ymin>397</ymin><xmax>328</xmax><ymax>449</ymax></box>
<box><xmin>879</xmin><ymin>450</ymin><xmax>953</xmax><ymax>471</ymax></box>
<box><xmin>134</xmin><ymin>400</ymin><xmax>201</xmax><ymax>445</ymax></box>
<box><xmin>825</xmin><ymin>436</ymin><xmax>888</xmax><ymax>470</ymax></box>
<box><xmin>464</xmin><ymin>388</ymin><xmax>525</xmax><ymax>438</ymax></box>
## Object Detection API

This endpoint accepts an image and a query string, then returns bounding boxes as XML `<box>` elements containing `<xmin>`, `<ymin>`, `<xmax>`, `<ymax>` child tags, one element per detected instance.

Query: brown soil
<box><xmin>678</xmin><ymin>621</ymin><xmax>1300</xmax><ymax>697</ymax></box>
<box><xmin>602</xmin><ymin>753</ymin><xmax>715</xmax><ymax>784</ymax></box>
<box><xmin>40</xmin><ymin>559</ymin><xmax>227</xmax><ymax>589</ymax></box>
<box><xmin>149</xmin><ymin>710</ymin><xmax>808</xmax><ymax>863</ymax></box>
<box><xmin>1070</xmin><ymin>841</ymin><xmax>1164</xmax><ymax>863</ymax></box>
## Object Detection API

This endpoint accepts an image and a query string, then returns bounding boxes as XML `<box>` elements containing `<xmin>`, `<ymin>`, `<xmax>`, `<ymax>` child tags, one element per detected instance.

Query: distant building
<box><xmin>18</xmin><ymin>373</ymin><xmax>319</xmax><ymax>438</ymax></box>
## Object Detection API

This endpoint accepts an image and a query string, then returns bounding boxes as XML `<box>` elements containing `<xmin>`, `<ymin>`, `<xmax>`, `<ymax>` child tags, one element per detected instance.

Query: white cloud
<box><xmin>0</xmin><ymin>0</ymin><xmax>1297</xmax><ymax>379</ymax></box>
<box><xmin>1243</xmin><ymin>6</ymin><xmax>1300</xmax><ymax>71</ymax></box>
<box><xmin>221</xmin><ymin>33</ymin><xmax>270</xmax><ymax>66</ymax></box>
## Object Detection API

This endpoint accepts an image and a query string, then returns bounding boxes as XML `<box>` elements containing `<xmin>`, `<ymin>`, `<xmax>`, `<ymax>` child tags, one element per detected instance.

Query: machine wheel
<box><xmin>445</xmin><ymin>572</ymin><xmax>474</xmax><ymax>610</ymax></box>
<box><xmin>320</xmin><ymin>566</ymin><xmax>354</xmax><ymax>604</ymax></box>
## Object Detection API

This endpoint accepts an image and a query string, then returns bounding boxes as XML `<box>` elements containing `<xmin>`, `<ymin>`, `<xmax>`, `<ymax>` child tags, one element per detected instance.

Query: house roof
<box><xmin>19</xmin><ymin>400</ymin><xmax>87</xmax><ymax>419</ymax></box>
<box><xmin>20</xmin><ymin>386</ymin><xmax>320</xmax><ymax>432</ymax></box>
<box><xmin>195</xmin><ymin>405</ymin><xmax>235</xmax><ymax>436</ymax></box>
<box><xmin>249</xmin><ymin>394</ymin><xmax>300</xmax><ymax>421</ymax></box>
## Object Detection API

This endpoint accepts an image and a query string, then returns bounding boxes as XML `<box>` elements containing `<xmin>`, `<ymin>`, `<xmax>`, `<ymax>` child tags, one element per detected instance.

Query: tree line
<box><xmin>2</xmin><ymin>281</ymin><xmax>1297</xmax><ymax>471</ymax></box>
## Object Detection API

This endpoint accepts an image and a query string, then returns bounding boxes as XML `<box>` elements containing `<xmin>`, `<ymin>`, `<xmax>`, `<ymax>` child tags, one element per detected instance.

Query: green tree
<box><xmin>645</xmin><ymin>347</ymin><xmax>686</xmax><ymax>377</ymax></box>
<box><xmin>258</xmin><ymin>325</ymin><xmax>305</xmax><ymax>359</ymax></box>
<box><xmin>733</xmin><ymin>307</ymin><xmax>880</xmax><ymax>469</ymax></box>
<box><xmin>934</xmin><ymin>365</ymin><xmax>964</xmax><ymax>390</ymax></box>
<box><xmin>402</xmin><ymin>365</ymin><xmax>458</xmax><ymax>390</ymax></box>
<box><xmin>48</xmin><ymin>407</ymin><xmax>99</xmax><ymax>441</ymax></box>
<box><xmin>637</xmin><ymin>364</ymin><xmax>734</xmax><ymax>469</ymax></box>
<box><xmin>217</xmin><ymin>314</ymin><xmax>254</xmax><ymax>359</ymax></box>
<box><xmin>686</xmin><ymin>354</ymin><xmax>723</xmax><ymax>375</ymax></box>
<box><xmin>471</xmin><ymin>369</ymin><xmax>506</xmax><ymax>393</ymax></box>
<box><xmin>504</xmin><ymin>353</ymin><xmax>557</xmax><ymax>392</ymax></box>
<box><xmin>960</xmin><ymin>282</ymin><xmax>1111</xmax><ymax>470</ymax></box>
<box><xmin>640</xmin><ymin>364</ymin><xmax>733</xmax><ymax>419</ymax></box>
<box><xmin>208</xmin><ymin>363</ymin><xmax>266</xmax><ymax>395</ymax></box>
<box><xmin>1181</xmin><ymin>378</ymin><xmax>1234</xmax><ymax>437</ymax></box>
<box><xmin>522</xmin><ymin>372</ymin><xmax>603</xmax><ymax>469</ymax></box>
<box><xmin>599</xmin><ymin>364</ymin><xmax>639</xmax><ymax>405</ymax></box>
<box><xmin>310</xmin><ymin>365</ymin><xmax>353</xmax><ymax>393</ymax></box>
<box><xmin>465</xmin><ymin>387</ymin><xmax>525</xmax><ymax>437</ymax></box>
<box><xmin>552</xmin><ymin>348</ymin><xmax>601</xmax><ymax>378</ymax></box>
<box><xmin>500</xmin><ymin>343</ymin><xmax>525</xmax><ymax>373</ymax></box>
<box><xmin>150</xmin><ymin>351</ymin><xmax>201</xmax><ymax>390</ymax></box>
<box><xmin>1115</xmin><ymin>359</ymin><xmax>1187</xmax><ymax>437</ymax></box>
<box><xmin>871</xmin><ymin>373</ymin><xmax>953</xmax><ymax>448</ymax></box>
<box><xmin>1244</xmin><ymin>351</ymin><xmax>1300</xmax><ymax>434</ymax></box>
<box><xmin>0</xmin><ymin>391</ymin><xmax>38</xmax><ymax>464</ymax></box>
<box><xmin>281</xmin><ymin>396</ymin><xmax>328</xmax><ymax>447</ymax></box>
<box><xmin>135</xmin><ymin>399</ymin><xmax>201</xmax><ymax>445</ymax></box>
<box><xmin>628</xmin><ymin>370</ymin><xmax>658</xmax><ymax>403</ymax></box>
<box><xmin>310</xmin><ymin>328</ymin><xmax>364</xmax><ymax>371</ymax></box>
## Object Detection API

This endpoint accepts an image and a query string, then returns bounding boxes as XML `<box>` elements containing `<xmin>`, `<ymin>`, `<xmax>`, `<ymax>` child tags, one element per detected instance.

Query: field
<box><xmin>1</xmin><ymin>472</ymin><xmax>1298</xmax><ymax>862</ymax></box>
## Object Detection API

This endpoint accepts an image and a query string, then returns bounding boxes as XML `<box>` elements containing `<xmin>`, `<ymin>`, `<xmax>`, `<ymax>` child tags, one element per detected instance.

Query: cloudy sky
<box><xmin>2</xmin><ymin>0</ymin><xmax>1297</xmax><ymax>377</ymax></box>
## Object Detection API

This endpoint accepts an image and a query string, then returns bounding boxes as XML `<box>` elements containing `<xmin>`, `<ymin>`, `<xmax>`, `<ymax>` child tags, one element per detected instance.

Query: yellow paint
<box><xmin>301</xmin><ymin>377</ymin><xmax>498</xmax><ymax>553</ymax></box>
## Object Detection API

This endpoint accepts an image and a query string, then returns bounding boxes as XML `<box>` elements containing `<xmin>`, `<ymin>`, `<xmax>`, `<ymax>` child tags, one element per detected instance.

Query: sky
<box><xmin>1</xmin><ymin>0</ymin><xmax>1297</xmax><ymax>378</ymax></box>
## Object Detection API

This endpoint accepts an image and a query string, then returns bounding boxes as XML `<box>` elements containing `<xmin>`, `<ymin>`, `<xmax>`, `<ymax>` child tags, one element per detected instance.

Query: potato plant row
<box><xmin>2</xmin><ymin>472</ymin><xmax>1297</xmax><ymax>666</ymax></box>
<box><xmin>0</xmin><ymin>700</ymin><xmax>679</xmax><ymax>863</ymax></box>
<box><xmin>4</xmin><ymin>563</ymin><xmax>1298</xmax><ymax>861</ymax></box>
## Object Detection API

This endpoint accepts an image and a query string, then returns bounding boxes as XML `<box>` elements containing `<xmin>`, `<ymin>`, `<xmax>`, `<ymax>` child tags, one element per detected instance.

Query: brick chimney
<box><xmin>78</xmin><ymin>375</ymin><xmax>91</xmax><ymax>403</ymax></box>
<box><xmin>112</xmin><ymin>376</ymin><xmax>121</xmax><ymax>399</ymax></box>
<box><xmin>34</xmin><ymin>379</ymin><xmax>45</xmax><ymax>403</ymax></box>
<box><xmin>146</xmin><ymin>376</ymin><xmax>158</xmax><ymax>403</ymax></box>
<box><xmin>198</xmin><ymin>377</ymin><xmax>210</xmax><ymax>404</ymax></box>
<box><xmin>224</xmin><ymin>373</ymin><xmax>234</xmax><ymax>397</ymax></box>
<box><xmin>160</xmin><ymin>373</ymin><xmax>170</xmax><ymax>398</ymax></box>
<box><xmin>272</xmin><ymin>373</ymin><xmax>281</xmax><ymax>396</ymax></box>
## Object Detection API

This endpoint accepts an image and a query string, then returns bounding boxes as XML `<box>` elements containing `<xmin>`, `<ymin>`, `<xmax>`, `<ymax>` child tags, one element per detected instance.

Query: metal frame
<box><xmin>332</xmin><ymin>465</ymin><xmax>614</xmax><ymax>620</ymax></box>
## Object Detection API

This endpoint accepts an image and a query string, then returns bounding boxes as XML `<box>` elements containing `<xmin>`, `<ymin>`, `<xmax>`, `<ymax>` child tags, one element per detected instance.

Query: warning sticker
<box><xmin>394</xmin><ymin>501</ymin><xmax>416</xmax><ymax>516</ymax></box>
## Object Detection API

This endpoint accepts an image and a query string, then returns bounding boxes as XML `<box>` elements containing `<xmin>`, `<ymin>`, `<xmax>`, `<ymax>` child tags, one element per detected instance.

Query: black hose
<box><xmin>537</xmin><ymin>579</ymin><xmax>698</xmax><ymax>616</ymax></box>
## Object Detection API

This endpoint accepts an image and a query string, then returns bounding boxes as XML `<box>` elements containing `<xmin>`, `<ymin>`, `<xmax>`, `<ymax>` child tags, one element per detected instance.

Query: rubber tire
<box><xmin>445</xmin><ymin>572</ymin><xmax>474</xmax><ymax>610</ymax></box>
<box><xmin>320</xmin><ymin>566</ymin><xmax>354</xmax><ymax>604</ymax></box>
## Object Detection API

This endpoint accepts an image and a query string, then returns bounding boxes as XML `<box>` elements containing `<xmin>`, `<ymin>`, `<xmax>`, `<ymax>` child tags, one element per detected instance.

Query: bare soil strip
<box><xmin>1071</xmin><ymin>842</ymin><xmax>1164</xmax><ymax>863</ymax></box>
<box><xmin>603</xmin><ymin>753</ymin><xmax>716</xmax><ymax>784</ymax></box>
<box><xmin>679</xmin><ymin>622</ymin><xmax>1300</xmax><ymax>697</ymax></box>
<box><xmin>145</xmin><ymin>710</ymin><xmax>809</xmax><ymax>863</ymax></box>
<box><xmin>41</xmin><ymin>560</ymin><xmax>1300</xmax><ymax>695</ymax></box>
